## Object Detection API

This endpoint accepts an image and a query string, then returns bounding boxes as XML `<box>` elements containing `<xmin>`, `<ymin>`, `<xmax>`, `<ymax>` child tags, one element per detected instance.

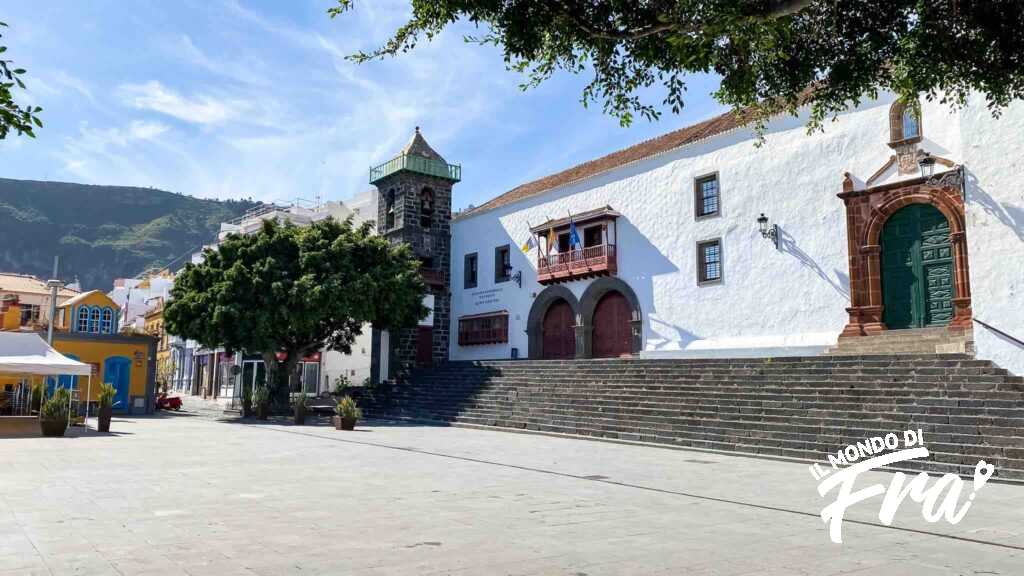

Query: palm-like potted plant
<box><xmin>253</xmin><ymin>386</ymin><xmax>270</xmax><ymax>420</ymax></box>
<box><xmin>334</xmin><ymin>395</ymin><xmax>361</xmax><ymax>431</ymax></box>
<box><xmin>293</xmin><ymin>392</ymin><xmax>308</xmax><ymax>425</ymax></box>
<box><xmin>40</xmin><ymin>387</ymin><xmax>71</xmax><ymax>437</ymax></box>
<box><xmin>97</xmin><ymin>383</ymin><xmax>116</xmax><ymax>432</ymax></box>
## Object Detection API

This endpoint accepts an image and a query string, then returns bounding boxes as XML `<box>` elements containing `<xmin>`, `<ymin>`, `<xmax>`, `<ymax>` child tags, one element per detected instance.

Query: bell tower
<box><xmin>369</xmin><ymin>127</ymin><xmax>461</xmax><ymax>382</ymax></box>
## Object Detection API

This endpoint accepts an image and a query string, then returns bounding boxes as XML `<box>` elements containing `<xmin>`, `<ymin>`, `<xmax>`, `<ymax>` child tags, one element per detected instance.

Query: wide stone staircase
<box><xmin>364</xmin><ymin>355</ymin><xmax>1024</xmax><ymax>480</ymax></box>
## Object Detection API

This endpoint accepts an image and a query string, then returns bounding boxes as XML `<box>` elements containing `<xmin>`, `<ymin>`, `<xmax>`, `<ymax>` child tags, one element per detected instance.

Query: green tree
<box><xmin>331</xmin><ymin>1</ymin><xmax>1024</xmax><ymax>131</ymax></box>
<box><xmin>0</xmin><ymin>21</ymin><xmax>42</xmax><ymax>139</ymax></box>
<box><xmin>164</xmin><ymin>218</ymin><xmax>427</xmax><ymax>411</ymax></box>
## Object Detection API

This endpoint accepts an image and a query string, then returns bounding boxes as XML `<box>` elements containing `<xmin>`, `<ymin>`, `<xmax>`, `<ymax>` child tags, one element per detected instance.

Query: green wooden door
<box><xmin>881</xmin><ymin>204</ymin><xmax>954</xmax><ymax>329</ymax></box>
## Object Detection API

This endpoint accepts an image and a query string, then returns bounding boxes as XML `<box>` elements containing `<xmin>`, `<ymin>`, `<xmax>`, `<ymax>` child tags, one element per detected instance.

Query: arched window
<box><xmin>889</xmin><ymin>100</ymin><xmax>922</xmax><ymax>144</ymax></box>
<box><xmin>90</xmin><ymin>307</ymin><xmax>101</xmax><ymax>334</ymax></box>
<box><xmin>419</xmin><ymin>187</ymin><xmax>434</xmax><ymax>228</ymax></box>
<box><xmin>77</xmin><ymin>306</ymin><xmax>90</xmax><ymax>333</ymax></box>
<box><xmin>385</xmin><ymin>189</ymin><xmax>396</xmax><ymax>230</ymax></box>
<box><xmin>101</xmin><ymin>308</ymin><xmax>113</xmax><ymax>334</ymax></box>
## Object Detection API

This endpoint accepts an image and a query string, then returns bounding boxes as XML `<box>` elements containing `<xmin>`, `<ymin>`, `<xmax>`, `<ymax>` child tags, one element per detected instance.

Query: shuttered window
<box><xmin>458</xmin><ymin>313</ymin><xmax>509</xmax><ymax>346</ymax></box>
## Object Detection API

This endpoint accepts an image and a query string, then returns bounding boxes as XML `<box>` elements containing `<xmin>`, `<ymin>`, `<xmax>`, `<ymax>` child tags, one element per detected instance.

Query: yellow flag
<box><xmin>521</xmin><ymin>236</ymin><xmax>534</xmax><ymax>253</ymax></box>
<box><xmin>546</xmin><ymin>227</ymin><xmax>556</xmax><ymax>252</ymax></box>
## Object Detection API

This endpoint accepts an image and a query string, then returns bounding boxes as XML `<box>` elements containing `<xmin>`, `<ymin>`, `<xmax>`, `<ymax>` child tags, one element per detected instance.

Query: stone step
<box><xmin>370</xmin><ymin>410</ymin><xmax>1024</xmax><ymax>480</ymax></box>
<box><xmin>369</xmin><ymin>354</ymin><xmax>1024</xmax><ymax>480</ymax></box>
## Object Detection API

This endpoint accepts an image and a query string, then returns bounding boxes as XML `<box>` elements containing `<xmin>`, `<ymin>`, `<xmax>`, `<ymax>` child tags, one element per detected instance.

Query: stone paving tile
<box><xmin>1</xmin><ymin>415</ymin><xmax>1022</xmax><ymax>575</ymax></box>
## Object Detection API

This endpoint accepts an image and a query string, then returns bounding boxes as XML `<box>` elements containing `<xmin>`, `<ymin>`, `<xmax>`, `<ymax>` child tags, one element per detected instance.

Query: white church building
<box><xmin>445</xmin><ymin>93</ymin><xmax>1024</xmax><ymax>375</ymax></box>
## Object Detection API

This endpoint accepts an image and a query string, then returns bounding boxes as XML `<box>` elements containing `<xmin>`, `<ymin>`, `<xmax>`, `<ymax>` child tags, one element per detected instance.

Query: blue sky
<box><xmin>0</xmin><ymin>0</ymin><xmax>727</xmax><ymax>211</ymax></box>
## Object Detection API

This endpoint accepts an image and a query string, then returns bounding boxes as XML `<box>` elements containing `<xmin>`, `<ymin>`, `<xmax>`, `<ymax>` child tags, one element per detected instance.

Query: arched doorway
<box><xmin>579</xmin><ymin>277</ymin><xmax>642</xmax><ymax>357</ymax></box>
<box><xmin>592</xmin><ymin>291</ymin><xmax>632</xmax><ymax>358</ymax></box>
<box><xmin>881</xmin><ymin>204</ymin><xmax>954</xmax><ymax>329</ymax></box>
<box><xmin>542</xmin><ymin>299</ymin><xmax>576</xmax><ymax>359</ymax></box>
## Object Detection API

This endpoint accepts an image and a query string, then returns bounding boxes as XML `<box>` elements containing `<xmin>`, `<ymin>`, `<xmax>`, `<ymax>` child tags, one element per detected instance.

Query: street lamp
<box><xmin>918</xmin><ymin>152</ymin><xmax>936</xmax><ymax>178</ymax></box>
<box><xmin>757</xmin><ymin>213</ymin><xmax>779</xmax><ymax>249</ymax></box>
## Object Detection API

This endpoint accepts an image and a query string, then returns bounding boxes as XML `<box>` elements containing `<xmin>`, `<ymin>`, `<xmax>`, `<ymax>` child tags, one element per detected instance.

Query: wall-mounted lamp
<box><xmin>757</xmin><ymin>213</ymin><xmax>779</xmax><ymax>249</ymax></box>
<box><xmin>918</xmin><ymin>152</ymin><xmax>936</xmax><ymax>178</ymax></box>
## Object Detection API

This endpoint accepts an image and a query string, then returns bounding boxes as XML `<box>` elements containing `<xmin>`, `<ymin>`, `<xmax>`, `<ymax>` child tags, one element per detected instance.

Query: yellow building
<box><xmin>144</xmin><ymin>298</ymin><xmax>173</xmax><ymax>393</ymax></box>
<box><xmin>0</xmin><ymin>273</ymin><xmax>80</xmax><ymax>329</ymax></box>
<box><xmin>0</xmin><ymin>289</ymin><xmax>156</xmax><ymax>414</ymax></box>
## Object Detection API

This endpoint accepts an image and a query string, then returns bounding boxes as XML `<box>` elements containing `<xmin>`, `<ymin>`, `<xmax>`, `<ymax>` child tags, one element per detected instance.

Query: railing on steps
<box><xmin>974</xmin><ymin>318</ymin><xmax>1024</xmax><ymax>349</ymax></box>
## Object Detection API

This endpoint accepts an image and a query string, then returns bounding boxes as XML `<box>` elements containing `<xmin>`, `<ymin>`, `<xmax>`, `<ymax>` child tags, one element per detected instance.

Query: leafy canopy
<box><xmin>330</xmin><ymin>1</ymin><xmax>1024</xmax><ymax>131</ymax></box>
<box><xmin>164</xmin><ymin>217</ymin><xmax>427</xmax><ymax>361</ymax></box>
<box><xmin>0</xmin><ymin>21</ymin><xmax>42</xmax><ymax>139</ymax></box>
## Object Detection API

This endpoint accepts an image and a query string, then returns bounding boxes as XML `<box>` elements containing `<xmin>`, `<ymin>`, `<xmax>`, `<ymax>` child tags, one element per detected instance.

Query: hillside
<box><xmin>0</xmin><ymin>178</ymin><xmax>260</xmax><ymax>290</ymax></box>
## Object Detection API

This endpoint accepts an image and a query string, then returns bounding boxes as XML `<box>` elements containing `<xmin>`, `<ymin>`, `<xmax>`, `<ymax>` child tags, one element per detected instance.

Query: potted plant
<box><xmin>253</xmin><ymin>386</ymin><xmax>270</xmax><ymax>420</ymax></box>
<box><xmin>30</xmin><ymin>381</ymin><xmax>43</xmax><ymax>414</ymax></box>
<box><xmin>40</xmin><ymin>387</ymin><xmax>71</xmax><ymax>437</ymax></box>
<box><xmin>241</xmin><ymin>388</ymin><xmax>253</xmax><ymax>418</ymax></box>
<box><xmin>334</xmin><ymin>395</ymin><xmax>361</xmax><ymax>431</ymax></box>
<box><xmin>293</xmin><ymin>392</ymin><xmax>308</xmax><ymax>425</ymax></box>
<box><xmin>97</xmin><ymin>383</ymin><xmax>116</xmax><ymax>433</ymax></box>
<box><xmin>331</xmin><ymin>375</ymin><xmax>351</xmax><ymax>398</ymax></box>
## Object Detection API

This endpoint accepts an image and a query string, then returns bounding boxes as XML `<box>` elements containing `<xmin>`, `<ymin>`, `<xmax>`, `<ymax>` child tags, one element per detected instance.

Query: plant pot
<box><xmin>97</xmin><ymin>405</ymin><xmax>112</xmax><ymax>433</ymax></box>
<box><xmin>334</xmin><ymin>415</ymin><xmax>357</xmax><ymax>430</ymax></box>
<box><xmin>294</xmin><ymin>407</ymin><xmax>306</xmax><ymax>425</ymax></box>
<box><xmin>40</xmin><ymin>418</ymin><xmax>67</xmax><ymax>437</ymax></box>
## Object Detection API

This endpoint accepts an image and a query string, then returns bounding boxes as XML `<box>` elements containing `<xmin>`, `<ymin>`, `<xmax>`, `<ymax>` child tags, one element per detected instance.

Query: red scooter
<box><xmin>156</xmin><ymin>394</ymin><xmax>183</xmax><ymax>411</ymax></box>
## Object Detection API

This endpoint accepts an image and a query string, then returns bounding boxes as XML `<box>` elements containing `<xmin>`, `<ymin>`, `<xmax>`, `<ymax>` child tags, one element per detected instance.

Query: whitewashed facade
<box><xmin>449</xmin><ymin>93</ymin><xmax>1024</xmax><ymax>374</ymax></box>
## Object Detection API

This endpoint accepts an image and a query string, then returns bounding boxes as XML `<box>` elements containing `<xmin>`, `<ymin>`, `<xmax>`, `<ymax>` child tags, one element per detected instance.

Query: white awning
<box><xmin>0</xmin><ymin>332</ymin><xmax>92</xmax><ymax>376</ymax></box>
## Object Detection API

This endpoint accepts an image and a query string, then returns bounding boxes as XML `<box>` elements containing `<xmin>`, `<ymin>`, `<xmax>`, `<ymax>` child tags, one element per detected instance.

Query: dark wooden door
<box><xmin>881</xmin><ymin>204</ymin><xmax>953</xmax><ymax>329</ymax></box>
<box><xmin>542</xmin><ymin>300</ymin><xmax>576</xmax><ymax>359</ymax></box>
<box><xmin>416</xmin><ymin>326</ymin><xmax>433</xmax><ymax>367</ymax></box>
<box><xmin>592</xmin><ymin>291</ymin><xmax>632</xmax><ymax>358</ymax></box>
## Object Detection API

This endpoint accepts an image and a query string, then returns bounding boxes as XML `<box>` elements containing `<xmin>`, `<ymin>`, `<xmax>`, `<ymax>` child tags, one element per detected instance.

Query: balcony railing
<box><xmin>370</xmin><ymin>153</ymin><xmax>462</xmax><ymax>184</ymax></box>
<box><xmin>537</xmin><ymin>244</ymin><xmax>617</xmax><ymax>284</ymax></box>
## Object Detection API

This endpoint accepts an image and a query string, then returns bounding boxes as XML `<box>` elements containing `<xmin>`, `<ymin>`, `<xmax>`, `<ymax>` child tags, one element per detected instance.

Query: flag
<box><xmin>568</xmin><ymin>216</ymin><xmax>581</xmax><ymax>250</ymax></box>
<box><xmin>546</xmin><ymin>226</ymin><xmax>556</xmax><ymax>254</ymax></box>
<box><xmin>520</xmin><ymin>235</ymin><xmax>535</xmax><ymax>254</ymax></box>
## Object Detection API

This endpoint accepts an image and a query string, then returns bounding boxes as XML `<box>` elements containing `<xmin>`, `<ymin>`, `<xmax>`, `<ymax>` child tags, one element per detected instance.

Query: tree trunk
<box><xmin>261</xmin><ymin>351</ymin><xmax>297</xmax><ymax>415</ymax></box>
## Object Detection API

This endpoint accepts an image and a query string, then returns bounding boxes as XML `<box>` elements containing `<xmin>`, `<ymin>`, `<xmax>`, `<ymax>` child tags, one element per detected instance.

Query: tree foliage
<box><xmin>164</xmin><ymin>218</ymin><xmax>427</xmax><ymax>406</ymax></box>
<box><xmin>330</xmin><ymin>1</ymin><xmax>1024</xmax><ymax>131</ymax></box>
<box><xmin>0</xmin><ymin>21</ymin><xmax>42</xmax><ymax>139</ymax></box>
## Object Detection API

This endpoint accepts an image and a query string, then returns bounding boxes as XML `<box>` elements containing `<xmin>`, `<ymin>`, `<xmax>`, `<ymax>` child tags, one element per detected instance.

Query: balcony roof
<box><xmin>530</xmin><ymin>205</ymin><xmax>621</xmax><ymax>233</ymax></box>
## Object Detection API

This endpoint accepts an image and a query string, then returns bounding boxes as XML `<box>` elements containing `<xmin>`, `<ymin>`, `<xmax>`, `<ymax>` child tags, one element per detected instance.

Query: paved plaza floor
<box><xmin>1</xmin><ymin>410</ymin><xmax>1023</xmax><ymax>575</ymax></box>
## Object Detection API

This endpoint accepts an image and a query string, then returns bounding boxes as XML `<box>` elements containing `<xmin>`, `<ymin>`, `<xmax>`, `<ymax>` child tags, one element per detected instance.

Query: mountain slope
<box><xmin>0</xmin><ymin>178</ymin><xmax>259</xmax><ymax>290</ymax></box>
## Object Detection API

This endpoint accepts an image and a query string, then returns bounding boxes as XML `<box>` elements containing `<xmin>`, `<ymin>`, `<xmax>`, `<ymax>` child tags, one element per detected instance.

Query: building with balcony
<box><xmin>0</xmin><ymin>273</ymin><xmax>80</xmax><ymax>330</ymax></box>
<box><xmin>447</xmin><ymin>93</ymin><xmax>1024</xmax><ymax>374</ymax></box>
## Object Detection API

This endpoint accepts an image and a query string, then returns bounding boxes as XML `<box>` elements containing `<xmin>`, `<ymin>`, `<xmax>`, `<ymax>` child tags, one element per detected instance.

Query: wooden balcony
<box><xmin>420</xmin><ymin>268</ymin><xmax>445</xmax><ymax>286</ymax></box>
<box><xmin>537</xmin><ymin>244</ymin><xmax>617</xmax><ymax>285</ymax></box>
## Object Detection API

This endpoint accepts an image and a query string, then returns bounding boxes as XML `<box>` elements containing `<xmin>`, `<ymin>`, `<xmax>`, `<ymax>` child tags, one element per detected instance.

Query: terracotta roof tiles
<box><xmin>459</xmin><ymin>108</ymin><xmax>743</xmax><ymax>219</ymax></box>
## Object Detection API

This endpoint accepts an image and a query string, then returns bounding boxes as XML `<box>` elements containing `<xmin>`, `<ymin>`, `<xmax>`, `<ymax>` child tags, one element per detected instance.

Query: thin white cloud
<box><xmin>118</xmin><ymin>81</ymin><xmax>242</xmax><ymax>125</ymax></box>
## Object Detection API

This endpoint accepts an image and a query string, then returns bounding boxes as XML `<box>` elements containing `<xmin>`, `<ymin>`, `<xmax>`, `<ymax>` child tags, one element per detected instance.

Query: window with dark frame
<box><xmin>464</xmin><ymin>253</ymin><xmax>478</xmax><ymax>289</ymax></box>
<box><xmin>19</xmin><ymin>304</ymin><xmax>40</xmax><ymax>326</ymax></box>
<box><xmin>494</xmin><ymin>245</ymin><xmax>511</xmax><ymax>283</ymax></box>
<box><xmin>583</xmin><ymin>226</ymin><xmax>603</xmax><ymax>248</ymax></box>
<box><xmin>697</xmin><ymin>239</ymin><xmax>722</xmax><ymax>283</ymax></box>
<box><xmin>458</xmin><ymin>313</ymin><xmax>509</xmax><ymax>346</ymax></box>
<box><xmin>695</xmin><ymin>174</ymin><xmax>720</xmax><ymax>218</ymax></box>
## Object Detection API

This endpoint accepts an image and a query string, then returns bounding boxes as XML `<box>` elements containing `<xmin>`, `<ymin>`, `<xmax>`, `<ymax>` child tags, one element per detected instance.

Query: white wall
<box><xmin>450</xmin><ymin>94</ymin><xmax>1018</xmax><ymax>365</ymax></box>
<box><xmin>320</xmin><ymin>330</ymin><xmax>373</xmax><ymax>390</ymax></box>
<box><xmin>961</xmin><ymin>96</ymin><xmax>1024</xmax><ymax>374</ymax></box>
